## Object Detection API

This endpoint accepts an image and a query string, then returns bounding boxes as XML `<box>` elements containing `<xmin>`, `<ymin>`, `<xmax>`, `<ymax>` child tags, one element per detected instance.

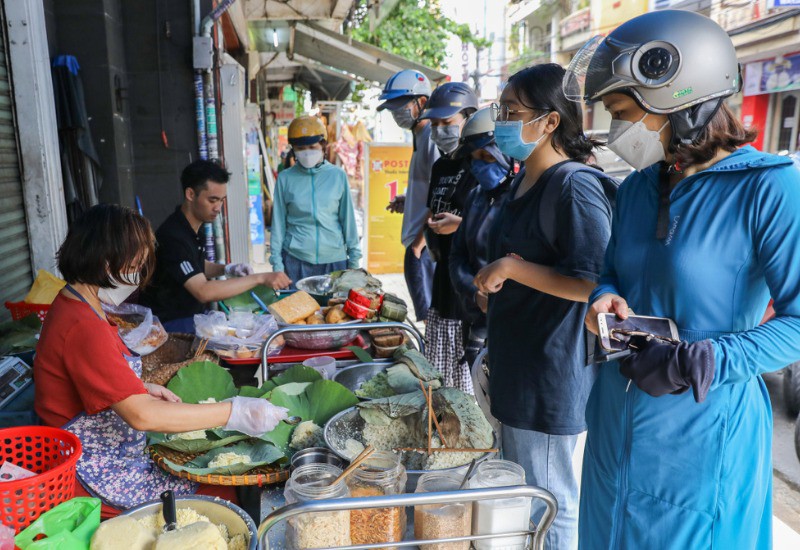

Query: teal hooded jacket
<box><xmin>581</xmin><ymin>147</ymin><xmax>800</xmax><ymax>549</ymax></box>
<box><xmin>269</xmin><ymin>161</ymin><xmax>361</xmax><ymax>272</ymax></box>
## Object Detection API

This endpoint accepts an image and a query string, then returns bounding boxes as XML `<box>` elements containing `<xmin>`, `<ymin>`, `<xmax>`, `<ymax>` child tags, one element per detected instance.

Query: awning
<box><xmin>257</xmin><ymin>51</ymin><xmax>356</xmax><ymax>101</ymax></box>
<box><xmin>289</xmin><ymin>22</ymin><xmax>447</xmax><ymax>85</ymax></box>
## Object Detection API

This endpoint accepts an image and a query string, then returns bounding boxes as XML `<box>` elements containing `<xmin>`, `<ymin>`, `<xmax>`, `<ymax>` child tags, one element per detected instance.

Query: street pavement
<box><xmin>377</xmin><ymin>273</ymin><xmax>800</xmax><ymax>545</ymax></box>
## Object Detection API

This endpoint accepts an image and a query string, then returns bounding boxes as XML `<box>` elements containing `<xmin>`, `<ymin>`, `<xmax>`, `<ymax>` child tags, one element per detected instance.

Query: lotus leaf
<box><xmin>166</xmin><ymin>361</ymin><xmax>237</xmax><ymax>403</ymax></box>
<box><xmin>147</xmin><ymin>429</ymin><xmax>247</xmax><ymax>453</ymax></box>
<box><xmin>163</xmin><ymin>441</ymin><xmax>286</xmax><ymax>476</ymax></box>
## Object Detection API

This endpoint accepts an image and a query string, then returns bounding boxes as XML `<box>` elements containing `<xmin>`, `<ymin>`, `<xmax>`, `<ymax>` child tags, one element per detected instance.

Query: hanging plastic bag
<box><xmin>15</xmin><ymin>497</ymin><xmax>101</xmax><ymax>550</ymax></box>
<box><xmin>194</xmin><ymin>311</ymin><xmax>283</xmax><ymax>357</ymax></box>
<box><xmin>101</xmin><ymin>303</ymin><xmax>168</xmax><ymax>356</ymax></box>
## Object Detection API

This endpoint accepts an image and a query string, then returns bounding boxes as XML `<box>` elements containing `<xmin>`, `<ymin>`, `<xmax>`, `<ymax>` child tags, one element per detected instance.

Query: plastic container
<box><xmin>469</xmin><ymin>460</ymin><xmax>531</xmax><ymax>550</ymax></box>
<box><xmin>346</xmin><ymin>451</ymin><xmax>407</xmax><ymax>549</ymax></box>
<box><xmin>302</xmin><ymin>356</ymin><xmax>336</xmax><ymax>379</ymax></box>
<box><xmin>284</xmin><ymin>464</ymin><xmax>351</xmax><ymax>550</ymax></box>
<box><xmin>0</xmin><ymin>427</ymin><xmax>81</xmax><ymax>531</ymax></box>
<box><xmin>414</xmin><ymin>470</ymin><xmax>472</xmax><ymax>550</ymax></box>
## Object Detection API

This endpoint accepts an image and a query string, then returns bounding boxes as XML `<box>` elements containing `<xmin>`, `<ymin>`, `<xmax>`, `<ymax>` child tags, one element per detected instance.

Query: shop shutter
<box><xmin>0</xmin><ymin>8</ymin><xmax>33</xmax><ymax>321</ymax></box>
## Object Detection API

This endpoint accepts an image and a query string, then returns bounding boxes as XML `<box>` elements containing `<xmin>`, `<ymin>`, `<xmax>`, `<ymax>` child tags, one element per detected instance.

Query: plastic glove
<box><xmin>619</xmin><ymin>336</ymin><xmax>715</xmax><ymax>403</ymax></box>
<box><xmin>223</xmin><ymin>397</ymin><xmax>289</xmax><ymax>436</ymax></box>
<box><xmin>225</xmin><ymin>263</ymin><xmax>254</xmax><ymax>277</ymax></box>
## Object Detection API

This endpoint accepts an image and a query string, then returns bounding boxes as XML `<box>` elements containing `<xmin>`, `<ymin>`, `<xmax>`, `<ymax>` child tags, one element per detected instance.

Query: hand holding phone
<box><xmin>597</xmin><ymin>314</ymin><xmax>679</xmax><ymax>353</ymax></box>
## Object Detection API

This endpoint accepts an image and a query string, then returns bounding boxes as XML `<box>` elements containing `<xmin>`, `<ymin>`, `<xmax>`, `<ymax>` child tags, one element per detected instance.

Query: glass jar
<box><xmin>284</xmin><ymin>464</ymin><xmax>351</xmax><ymax>550</ymax></box>
<box><xmin>346</xmin><ymin>451</ymin><xmax>408</xmax><ymax>549</ymax></box>
<box><xmin>414</xmin><ymin>470</ymin><xmax>472</xmax><ymax>550</ymax></box>
<box><xmin>469</xmin><ymin>460</ymin><xmax>531</xmax><ymax>550</ymax></box>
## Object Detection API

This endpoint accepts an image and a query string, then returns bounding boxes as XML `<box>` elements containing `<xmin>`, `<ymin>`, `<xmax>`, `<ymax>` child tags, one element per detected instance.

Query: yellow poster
<box><xmin>364</xmin><ymin>144</ymin><xmax>412</xmax><ymax>274</ymax></box>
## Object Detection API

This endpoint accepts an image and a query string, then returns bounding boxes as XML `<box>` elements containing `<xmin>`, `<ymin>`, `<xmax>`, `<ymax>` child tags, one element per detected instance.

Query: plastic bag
<box><xmin>102</xmin><ymin>303</ymin><xmax>168</xmax><ymax>356</ymax></box>
<box><xmin>194</xmin><ymin>311</ymin><xmax>283</xmax><ymax>357</ymax></box>
<box><xmin>24</xmin><ymin>270</ymin><xmax>66</xmax><ymax>305</ymax></box>
<box><xmin>15</xmin><ymin>497</ymin><xmax>101</xmax><ymax>550</ymax></box>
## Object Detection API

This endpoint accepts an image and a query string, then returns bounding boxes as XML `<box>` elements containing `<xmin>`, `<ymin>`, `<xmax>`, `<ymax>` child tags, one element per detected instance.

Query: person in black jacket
<box><xmin>419</xmin><ymin>82</ymin><xmax>479</xmax><ymax>392</ymax></box>
<box><xmin>448</xmin><ymin>107</ymin><xmax>512</xmax><ymax>371</ymax></box>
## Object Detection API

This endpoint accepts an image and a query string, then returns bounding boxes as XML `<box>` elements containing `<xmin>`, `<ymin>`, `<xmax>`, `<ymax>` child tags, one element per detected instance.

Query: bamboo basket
<box><xmin>149</xmin><ymin>445</ymin><xmax>289</xmax><ymax>486</ymax></box>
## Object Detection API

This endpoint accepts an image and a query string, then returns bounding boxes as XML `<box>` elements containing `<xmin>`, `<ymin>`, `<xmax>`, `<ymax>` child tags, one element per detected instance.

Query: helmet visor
<box><xmin>563</xmin><ymin>35</ymin><xmax>606</xmax><ymax>102</ymax></box>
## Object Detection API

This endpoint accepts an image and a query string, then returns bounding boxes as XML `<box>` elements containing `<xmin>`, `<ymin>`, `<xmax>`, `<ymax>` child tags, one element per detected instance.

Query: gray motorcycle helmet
<box><xmin>453</xmin><ymin>107</ymin><xmax>510</xmax><ymax>169</ymax></box>
<box><xmin>564</xmin><ymin>10</ymin><xmax>742</xmax><ymax>145</ymax></box>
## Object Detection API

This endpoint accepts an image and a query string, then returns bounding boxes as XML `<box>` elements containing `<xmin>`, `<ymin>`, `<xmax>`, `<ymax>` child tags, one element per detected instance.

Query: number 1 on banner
<box><xmin>385</xmin><ymin>180</ymin><xmax>398</xmax><ymax>201</ymax></box>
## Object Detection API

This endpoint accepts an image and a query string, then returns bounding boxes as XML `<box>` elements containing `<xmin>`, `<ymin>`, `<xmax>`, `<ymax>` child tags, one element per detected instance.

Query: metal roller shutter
<box><xmin>0</xmin><ymin>6</ymin><xmax>33</xmax><ymax>321</ymax></box>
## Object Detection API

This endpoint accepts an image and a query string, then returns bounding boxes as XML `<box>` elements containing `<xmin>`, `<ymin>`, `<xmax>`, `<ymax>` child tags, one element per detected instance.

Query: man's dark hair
<box><xmin>180</xmin><ymin>160</ymin><xmax>230</xmax><ymax>193</ymax></box>
<box><xmin>58</xmin><ymin>204</ymin><xmax>156</xmax><ymax>288</ymax></box>
<box><xmin>507</xmin><ymin>63</ymin><xmax>601</xmax><ymax>163</ymax></box>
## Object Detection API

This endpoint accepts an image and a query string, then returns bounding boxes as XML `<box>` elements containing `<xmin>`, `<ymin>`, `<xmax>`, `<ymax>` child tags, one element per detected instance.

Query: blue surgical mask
<box><xmin>494</xmin><ymin>113</ymin><xmax>549</xmax><ymax>161</ymax></box>
<box><xmin>470</xmin><ymin>159</ymin><xmax>508</xmax><ymax>191</ymax></box>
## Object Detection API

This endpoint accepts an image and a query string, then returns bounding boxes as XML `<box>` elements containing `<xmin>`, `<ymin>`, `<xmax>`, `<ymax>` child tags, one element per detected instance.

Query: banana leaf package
<box><xmin>329</xmin><ymin>269</ymin><xmax>382</xmax><ymax>298</ymax></box>
<box><xmin>355</xmin><ymin>348</ymin><xmax>442</xmax><ymax>399</ymax></box>
<box><xmin>0</xmin><ymin>315</ymin><xmax>41</xmax><ymax>355</ymax></box>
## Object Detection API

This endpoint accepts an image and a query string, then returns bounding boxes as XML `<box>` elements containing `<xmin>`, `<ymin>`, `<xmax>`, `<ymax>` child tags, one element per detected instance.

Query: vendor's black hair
<box><xmin>58</xmin><ymin>204</ymin><xmax>156</xmax><ymax>288</ymax></box>
<box><xmin>180</xmin><ymin>159</ymin><xmax>230</xmax><ymax>193</ymax></box>
<box><xmin>507</xmin><ymin>64</ymin><xmax>600</xmax><ymax>163</ymax></box>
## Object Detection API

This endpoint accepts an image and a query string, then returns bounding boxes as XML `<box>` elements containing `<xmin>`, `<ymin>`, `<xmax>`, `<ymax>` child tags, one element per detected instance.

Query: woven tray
<box><xmin>149</xmin><ymin>445</ymin><xmax>290</xmax><ymax>486</ymax></box>
<box><xmin>141</xmin><ymin>333</ymin><xmax>219</xmax><ymax>385</ymax></box>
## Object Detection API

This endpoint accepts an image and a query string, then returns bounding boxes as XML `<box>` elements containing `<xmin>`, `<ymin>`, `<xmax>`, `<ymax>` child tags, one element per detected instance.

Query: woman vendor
<box><xmin>34</xmin><ymin>204</ymin><xmax>288</xmax><ymax>517</ymax></box>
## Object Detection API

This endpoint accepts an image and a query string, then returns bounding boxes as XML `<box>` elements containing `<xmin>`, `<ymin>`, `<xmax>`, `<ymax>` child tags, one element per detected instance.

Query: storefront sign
<box><xmin>744</xmin><ymin>51</ymin><xmax>800</xmax><ymax>96</ymax></box>
<box><xmin>364</xmin><ymin>144</ymin><xmax>412</xmax><ymax>274</ymax></box>
<box><xmin>274</xmin><ymin>100</ymin><xmax>296</xmax><ymax>126</ymax></box>
<box><xmin>560</xmin><ymin>8</ymin><xmax>591</xmax><ymax>38</ymax></box>
<box><xmin>596</xmin><ymin>0</ymin><xmax>648</xmax><ymax>34</ymax></box>
<box><xmin>769</xmin><ymin>0</ymin><xmax>800</xmax><ymax>7</ymax></box>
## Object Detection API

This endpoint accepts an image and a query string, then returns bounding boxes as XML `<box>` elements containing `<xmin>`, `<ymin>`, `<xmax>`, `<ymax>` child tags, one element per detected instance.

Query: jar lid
<box><xmin>289</xmin><ymin>463</ymin><xmax>349</xmax><ymax>500</ymax></box>
<box><xmin>415</xmin><ymin>469</ymin><xmax>464</xmax><ymax>493</ymax></box>
<box><xmin>352</xmin><ymin>450</ymin><xmax>405</xmax><ymax>483</ymax></box>
<box><xmin>470</xmin><ymin>459</ymin><xmax>525</xmax><ymax>488</ymax></box>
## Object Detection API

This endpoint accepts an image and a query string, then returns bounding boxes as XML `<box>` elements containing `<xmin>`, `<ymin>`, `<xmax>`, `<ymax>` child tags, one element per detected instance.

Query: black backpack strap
<box><xmin>538</xmin><ymin>161</ymin><xmax>619</xmax><ymax>254</ymax></box>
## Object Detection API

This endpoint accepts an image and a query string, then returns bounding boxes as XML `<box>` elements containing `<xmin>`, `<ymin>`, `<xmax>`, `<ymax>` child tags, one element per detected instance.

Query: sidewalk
<box><xmin>376</xmin><ymin>272</ymin><xmax>800</xmax><ymax>547</ymax></box>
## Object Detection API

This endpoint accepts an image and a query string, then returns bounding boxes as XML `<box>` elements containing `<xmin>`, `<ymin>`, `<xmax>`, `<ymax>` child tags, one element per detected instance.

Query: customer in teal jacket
<box><xmin>568</xmin><ymin>11</ymin><xmax>800</xmax><ymax>549</ymax></box>
<box><xmin>270</xmin><ymin>115</ymin><xmax>361</xmax><ymax>282</ymax></box>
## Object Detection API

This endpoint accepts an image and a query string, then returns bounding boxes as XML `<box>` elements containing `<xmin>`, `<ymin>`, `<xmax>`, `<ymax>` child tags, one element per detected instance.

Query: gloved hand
<box><xmin>619</xmin><ymin>336</ymin><xmax>715</xmax><ymax>403</ymax></box>
<box><xmin>223</xmin><ymin>397</ymin><xmax>289</xmax><ymax>436</ymax></box>
<box><xmin>225</xmin><ymin>263</ymin><xmax>254</xmax><ymax>278</ymax></box>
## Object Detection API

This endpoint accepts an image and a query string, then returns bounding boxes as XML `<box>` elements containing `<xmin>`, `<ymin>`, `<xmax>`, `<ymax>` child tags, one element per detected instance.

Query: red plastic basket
<box><xmin>4</xmin><ymin>302</ymin><xmax>50</xmax><ymax>323</ymax></box>
<box><xmin>0</xmin><ymin>427</ymin><xmax>82</xmax><ymax>531</ymax></box>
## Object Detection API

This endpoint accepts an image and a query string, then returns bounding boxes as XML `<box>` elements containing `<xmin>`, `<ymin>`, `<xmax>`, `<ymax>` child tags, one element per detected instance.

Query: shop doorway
<box><xmin>777</xmin><ymin>92</ymin><xmax>800</xmax><ymax>153</ymax></box>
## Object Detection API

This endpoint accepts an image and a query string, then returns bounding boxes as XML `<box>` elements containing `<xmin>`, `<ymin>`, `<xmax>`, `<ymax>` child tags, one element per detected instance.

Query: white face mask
<box><xmin>295</xmin><ymin>149</ymin><xmax>324</xmax><ymax>169</ymax></box>
<box><xmin>607</xmin><ymin>114</ymin><xmax>669</xmax><ymax>171</ymax></box>
<box><xmin>98</xmin><ymin>273</ymin><xmax>140</xmax><ymax>306</ymax></box>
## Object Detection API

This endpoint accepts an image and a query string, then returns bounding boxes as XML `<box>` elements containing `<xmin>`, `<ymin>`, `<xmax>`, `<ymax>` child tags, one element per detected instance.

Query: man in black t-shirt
<box><xmin>141</xmin><ymin>161</ymin><xmax>290</xmax><ymax>332</ymax></box>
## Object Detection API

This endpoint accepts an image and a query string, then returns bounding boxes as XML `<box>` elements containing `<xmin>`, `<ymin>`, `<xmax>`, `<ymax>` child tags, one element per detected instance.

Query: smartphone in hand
<box><xmin>597</xmin><ymin>313</ymin><xmax>679</xmax><ymax>353</ymax></box>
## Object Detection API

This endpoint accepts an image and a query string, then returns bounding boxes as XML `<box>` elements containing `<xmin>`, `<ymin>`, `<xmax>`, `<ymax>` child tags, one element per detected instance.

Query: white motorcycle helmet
<box><xmin>377</xmin><ymin>69</ymin><xmax>433</xmax><ymax>112</ymax></box>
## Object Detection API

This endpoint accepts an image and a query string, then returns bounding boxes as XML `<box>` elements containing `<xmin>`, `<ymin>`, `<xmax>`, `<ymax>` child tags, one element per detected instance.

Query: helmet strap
<box><xmin>666</xmin><ymin>98</ymin><xmax>724</xmax><ymax>151</ymax></box>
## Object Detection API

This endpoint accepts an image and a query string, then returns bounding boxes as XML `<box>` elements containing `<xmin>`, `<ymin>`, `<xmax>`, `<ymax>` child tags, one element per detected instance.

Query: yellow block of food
<box><xmin>268</xmin><ymin>291</ymin><xmax>320</xmax><ymax>324</ymax></box>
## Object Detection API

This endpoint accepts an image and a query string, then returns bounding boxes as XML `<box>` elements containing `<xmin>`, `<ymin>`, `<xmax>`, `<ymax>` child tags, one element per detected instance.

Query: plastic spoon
<box><xmin>160</xmin><ymin>490</ymin><xmax>177</xmax><ymax>532</ymax></box>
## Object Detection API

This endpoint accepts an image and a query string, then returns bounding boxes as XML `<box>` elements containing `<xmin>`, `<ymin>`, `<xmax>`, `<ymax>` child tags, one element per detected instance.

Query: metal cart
<box><xmin>257</xmin><ymin>484</ymin><xmax>557</xmax><ymax>550</ymax></box>
<box><xmin>259</xmin><ymin>321</ymin><xmax>426</xmax><ymax>384</ymax></box>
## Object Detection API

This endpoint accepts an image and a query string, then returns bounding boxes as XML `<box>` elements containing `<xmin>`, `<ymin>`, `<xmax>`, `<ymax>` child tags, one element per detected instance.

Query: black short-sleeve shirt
<box><xmin>140</xmin><ymin>207</ymin><xmax>206</xmax><ymax>322</ymax></box>
<box><xmin>487</xmin><ymin>162</ymin><xmax>612</xmax><ymax>435</ymax></box>
<box><xmin>424</xmin><ymin>156</ymin><xmax>478</xmax><ymax>320</ymax></box>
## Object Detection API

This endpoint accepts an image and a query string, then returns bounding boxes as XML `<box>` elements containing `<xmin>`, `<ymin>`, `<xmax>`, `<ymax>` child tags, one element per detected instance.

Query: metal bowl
<box><xmin>323</xmin><ymin>406</ymin><xmax>497</xmax><ymax>492</ymax></box>
<box><xmin>291</xmin><ymin>446</ymin><xmax>346</xmax><ymax>471</ymax></box>
<box><xmin>121</xmin><ymin>495</ymin><xmax>257</xmax><ymax>550</ymax></box>
<box><xmin>277</xmin><ymin>319</ymin><xmax>361</xmax><ymax>350</ymax></box>
<box><xmin>331</xmin><ymin>362</ymin><xmax>391</xmax><ymax>400</ymax></box>
<box><xmin>295</xmin><ymin>275</ymin><xmax>334</xmax><ymax>306</ymax></box>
